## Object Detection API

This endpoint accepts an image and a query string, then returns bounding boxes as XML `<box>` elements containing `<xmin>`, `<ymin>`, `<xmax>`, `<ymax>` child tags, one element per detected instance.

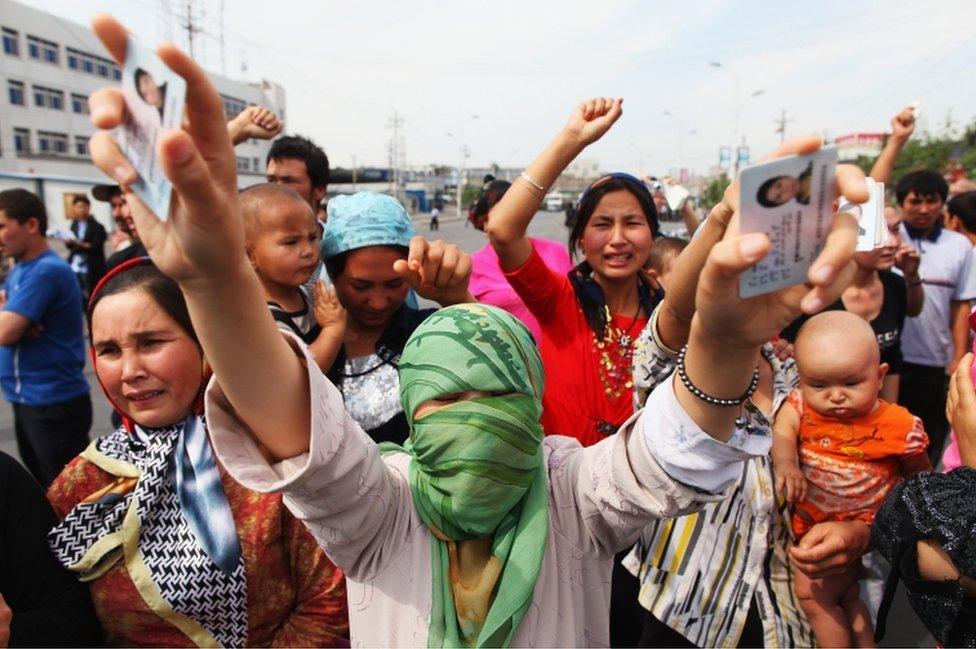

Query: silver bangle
<box><xmin>519</xmin><ymin>172</ymin><xmax>546</xmax><ymax>194</ymax></box>
<box><xmin>676</xmin><ymin>345</ymin><xmax>760</xmax><ymax>407</ymax></box>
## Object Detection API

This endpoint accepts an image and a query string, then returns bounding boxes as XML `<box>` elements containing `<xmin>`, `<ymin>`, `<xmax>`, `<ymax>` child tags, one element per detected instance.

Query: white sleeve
<box><xmin>205</xmin><ymin>331</ymin><xmax>417</xmax><ymax>581</ymax></box>
<box><xmin>641</xmin><ymin>374</ymin><xmax>772</xmax><ymax>493</ymax></box>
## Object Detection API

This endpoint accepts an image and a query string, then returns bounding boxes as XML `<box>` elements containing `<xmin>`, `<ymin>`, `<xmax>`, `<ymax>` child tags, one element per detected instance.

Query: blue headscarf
<box><xmin>321</xmin><ymin>191</ymin><xmax>416</xmax><ymax>260</ymax></box>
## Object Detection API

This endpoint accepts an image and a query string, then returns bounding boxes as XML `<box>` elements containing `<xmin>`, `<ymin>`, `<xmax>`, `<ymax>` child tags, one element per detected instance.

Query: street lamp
<box><xmin>446</xmin><ymin>114</ymin><xmax>479</xmax><ymax>220</ymax></box>
<box><xmin>709</xmin><ymin>61</ymin><xmax>741</xmax><ymax>175</ymax></box>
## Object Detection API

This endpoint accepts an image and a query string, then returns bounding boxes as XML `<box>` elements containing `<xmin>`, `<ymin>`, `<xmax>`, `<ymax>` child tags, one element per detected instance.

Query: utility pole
<box><xmin>386</xmin><ymin>112</ymin><xmax>404</xmax><ymax>201</ymax></box>
<box><xmin>352</xmin><ymin>155</ymin><xmax>358</xmax><ymax>191</ymax></box>
<box><xmin>182</xmin><ymin>0</ymin><xmax>203</xmax><ymax>60</ymax></box>
<box><xmin>774</xmin><ymin>109</ymin><xmax>794</xmax><ymax>143</ymax></box>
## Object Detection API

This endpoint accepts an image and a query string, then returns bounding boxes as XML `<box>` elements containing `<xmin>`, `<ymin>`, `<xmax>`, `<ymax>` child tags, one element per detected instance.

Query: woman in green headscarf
<box><xmin>85</xmin><ymin>21</ymin><xmax>868</xmax><ymax>644</ymax></box>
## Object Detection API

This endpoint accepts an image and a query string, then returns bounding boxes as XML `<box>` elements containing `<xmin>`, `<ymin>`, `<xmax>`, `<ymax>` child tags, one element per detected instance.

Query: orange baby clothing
<box><xmin>787</xmin><ymin>392</ymin><xmax>928</xmax><ymax>538</ymax></box>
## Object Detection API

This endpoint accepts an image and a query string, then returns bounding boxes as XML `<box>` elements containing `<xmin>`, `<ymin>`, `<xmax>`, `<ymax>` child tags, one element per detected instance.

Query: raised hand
<box><xmin>562</xmin><ymin>97</ymin><xmax>623</xmax><ymax>148</ymax></box>
<box><xmin>694</xmin><ymin>135</ymin><xmax>867</xmax><ymax>350</ymax></box>
<box><xmin>313</xmin><ymin>280</ymin><xmax>347</xmax><ymax>331</ymax></box>
<box><xmin>393</xmin><ymin>236</ymin><xmax>473</xmax><ymax>307</ymax></box>
<box><xmin>895</xmin><ymin>243</ymin><xmax>921</xmax><ymax>279</ymax></box>
<box><xmin>228</xmin><ymin>106</ymin><xmax>283</xmax><ymax>145</ymax></box>
<box><xmin>890</xmin><ymin>105</ymin><xmax>916</xmax><ymax>141</ymax></box>
<box><xmin>87</xmin><ymin>15</ymin><xmax>245</xmax><ymax>285</ymax></box>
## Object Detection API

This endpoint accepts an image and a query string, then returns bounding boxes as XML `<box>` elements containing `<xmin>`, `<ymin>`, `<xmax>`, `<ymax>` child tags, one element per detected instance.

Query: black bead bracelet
<box><xmin>676</xmin><ymin>346</ymin><xmax>760</xmax><ymax>407</ymax></box>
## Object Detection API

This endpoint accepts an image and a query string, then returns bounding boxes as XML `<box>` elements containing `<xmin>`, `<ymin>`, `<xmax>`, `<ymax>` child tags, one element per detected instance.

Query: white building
<box><xmin>0</xmin><ymin>0</ymin><xmax>285</xmax><ymax>231</ymax></box>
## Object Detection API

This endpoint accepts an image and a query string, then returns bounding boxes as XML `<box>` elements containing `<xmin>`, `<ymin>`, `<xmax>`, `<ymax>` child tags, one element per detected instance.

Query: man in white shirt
<box><xmin>897</xmin><ymin>170</ymin><xmax>976</xmax><ymax>464</ymax></box>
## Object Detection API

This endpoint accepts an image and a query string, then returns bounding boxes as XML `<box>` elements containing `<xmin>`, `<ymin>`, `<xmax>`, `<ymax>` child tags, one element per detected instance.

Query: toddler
<box><xmin>645</xmin><ymin>236</ymin><xmax>688</xmax><ymax>289</ymax></box>
<box><xmin>240</xmin><ymin>183</ymin><xmax>346</xmax><ymax>371</ymax></box>
<box><xmin>772</xmin><ymin>311</ymin><xmax>929</xmax><ymax>648</ymax></box>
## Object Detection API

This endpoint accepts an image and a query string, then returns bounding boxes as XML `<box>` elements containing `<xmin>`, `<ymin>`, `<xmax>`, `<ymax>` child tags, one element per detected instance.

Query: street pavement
<box><xmin>0</xmin><ymin>209</ymin><xmax>929</xmax><ymax>646</ymax></box>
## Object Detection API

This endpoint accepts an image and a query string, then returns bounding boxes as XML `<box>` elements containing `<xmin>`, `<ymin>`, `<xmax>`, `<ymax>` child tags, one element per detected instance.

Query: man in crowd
<box><xmin>265</xmin><ymin>135</ymin><xmax>329</xmax><ymax>211</ymax></box>
<box><xmin>65</xmin><ymin>194</ymin><xmax>106</xmax><ymax>298</ymax></box>
<box><xmin>896</xmin><ymin>170</ymin><xmax>976</xmax><ymax>464</ymax></box>
<box><xmin>95</xmin><ymin>184</ymin><xmax>146</xmax><ymax>271</ymax></box>
<box><xmin>0</xmin><ymin>189</ymin><xmax>91</xmax><ymax>487</ymax></box>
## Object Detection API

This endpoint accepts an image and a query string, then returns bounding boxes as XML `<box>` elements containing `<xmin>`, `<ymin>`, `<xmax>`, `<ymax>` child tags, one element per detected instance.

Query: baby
<box><xmin>240</xmin><ymin>183</ymin><xmax>346</xmax><ymax>372</ymax></box>
<box><xmin>645</xmin><ymin>236</ymin><xmax>688</xmax><ymax>290</ymax></box>
<box><xmin>772</xmin><ymin>310</ymin><xmax>930</xmax><ymax>648</ymax></box>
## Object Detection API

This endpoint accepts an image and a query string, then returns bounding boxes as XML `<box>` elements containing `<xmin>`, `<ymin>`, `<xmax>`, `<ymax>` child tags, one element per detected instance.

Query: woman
<box><xmin>320</xmin><ymin>191</ymin><xmax>473</xmax><ymax>445</ymax></box>
<box><xmin>84</xmin><ymin>18</ymin><xmax>865</xmax><ymax>644</ymax></box>
<box><xmin>872</xmin><ymin>352</ymin><xmax>976</xmax><ymax>648</ymax></box>
<box><xmin>485</xmin><ymin>99</ymin><xmax>666</xmax><ymax>446</ymax></box>
<box><xmin>781</xmin><ymin>207</ymin><xmax>923</xmax><ymax>401</ymax></box>
<box><xmin>468</xmin><ymin>179</ymin><xmax>572</xmax><ymax>342</ymax></box>
<box><xmin>46</xmin><ymin>259</ymin><xmax>349</xmax><ymax>647</ymax></box>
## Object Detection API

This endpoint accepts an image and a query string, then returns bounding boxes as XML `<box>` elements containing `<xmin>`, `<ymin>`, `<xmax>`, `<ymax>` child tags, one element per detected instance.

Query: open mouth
<box><xmin>604</xmin><ymin>252</ymin><xmax>633</xmax><ymax>267</ymax></box>
<box><xmin>126</xmin><ymin>389</ymin><xmax>164</xmax><ymax>404</ymax></box>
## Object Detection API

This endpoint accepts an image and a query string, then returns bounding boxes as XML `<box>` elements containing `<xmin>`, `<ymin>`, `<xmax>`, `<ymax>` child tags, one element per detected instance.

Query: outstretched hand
<box><xmin>562</xmin><ymin>97</ymin><xmax>623</xmax><ymax>149</ymax></box>
<box><xmin>693</xmin><ymin>135</ymin><xmax>868</xmax><ymax>350</ymax></box>
<box><xmin>393</xmin><ymin>236</ymin><xmax>473</xmax><ymax>307</ymax></box>
<box><xmin>87</xmin><ymin>14</ymin><xmax>245</xmax><ymax>286</ymax></box>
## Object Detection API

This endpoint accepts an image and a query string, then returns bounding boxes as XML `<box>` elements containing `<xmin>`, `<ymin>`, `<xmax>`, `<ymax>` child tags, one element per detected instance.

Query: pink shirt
<box><xmin>469</xmin><ymin>237</ymin><xmax>572</xmax><ymax>342</ymax></box>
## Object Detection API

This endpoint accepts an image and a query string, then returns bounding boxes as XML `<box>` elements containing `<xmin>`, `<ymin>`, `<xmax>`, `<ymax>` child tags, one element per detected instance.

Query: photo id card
<box><xmin>117</xmin><ymin>35</ymin><xmax>186</xmax><ymax>221</ymax></box>
<box><xmin>738</xmin><ymin>146</ymin><xmax>837</xmax><ymax>298</ymax></box>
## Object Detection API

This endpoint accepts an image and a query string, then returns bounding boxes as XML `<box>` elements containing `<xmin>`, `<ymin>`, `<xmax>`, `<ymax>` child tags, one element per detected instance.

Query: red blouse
<box><xmin>505</xmin><ymin>246</ymin><xmax>646</xmax><ymax>447</ymax></box>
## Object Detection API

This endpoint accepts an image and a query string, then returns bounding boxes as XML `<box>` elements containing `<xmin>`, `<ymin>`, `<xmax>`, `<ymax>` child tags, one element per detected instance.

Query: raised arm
<box><xmin>227</xmin><ymin>106</ymin><xmax>283</xmax><ymax>146</ymax></box>
<box><xmin>87</xmin><ymin>16</ymin><xmax>311</xmax><ymax>460</ymax></box>
<box><xmin>677</xmin><ymin>135</ymin><xmax>866</xmax><ymax>441</ymax></box>
<box><xmin>869</xmin><ymin>106</ymin><xmax>915</xmax><ymax>185</ymax></box>
<box><xmin>485</xmin><ymin>98</ymin><xmax>622</xmax><ymax>271</ymax></box>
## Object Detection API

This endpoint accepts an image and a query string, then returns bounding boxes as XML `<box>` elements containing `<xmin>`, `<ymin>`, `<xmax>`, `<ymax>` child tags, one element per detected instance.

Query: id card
<box><xmin>738</xmin><ymin>147</ymin><xmax>837</xmax><ymax>298</ymax></box>
<box><xmin>117</xmin><ymin>35</ymin><xmax>186</xmax><ymax>221</ymax></box>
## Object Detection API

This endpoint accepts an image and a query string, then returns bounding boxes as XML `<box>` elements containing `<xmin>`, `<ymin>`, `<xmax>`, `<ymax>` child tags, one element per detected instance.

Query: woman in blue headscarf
<box><xmin>320</xmin><ymin>191</ymin><xmax>474</xmax><ymax>445</ymax></box>
<box><xmin>322</xmin><ymin>192</ymin><xmax>474</xmax><ymax>444</ymax></box>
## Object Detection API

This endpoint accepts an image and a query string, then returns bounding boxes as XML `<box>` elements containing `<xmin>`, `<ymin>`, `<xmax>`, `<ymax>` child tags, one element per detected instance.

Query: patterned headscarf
<box><xmin>383</xmin><ymin>304</ymin><xmax>548</xmax><ymax>648</ymax></box>
<box><xmin>320</xmin><ymin>191</ymin><xmax>416</xmax><ymax>260</ymax></box>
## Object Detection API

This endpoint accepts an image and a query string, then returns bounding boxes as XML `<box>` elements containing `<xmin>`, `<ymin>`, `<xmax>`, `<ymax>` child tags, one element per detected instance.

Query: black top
<box><xmin>105</xmin><ymin>240</ymin><xmax>148</xmax><ymax>272</ymax></box>
<box><xmin>781</xmin><ymin>270</ymin><xmax>908</xmax><ymax>373</ymax></box>
<box><xmin>67</xmin><ymin>218</ymin><xmax>107</xmax><ymax>285</ymax></box>
<box><xmin>0</xmin><ymin>451</ymin><xmax>102</xmax><ymax>646</ymax></box>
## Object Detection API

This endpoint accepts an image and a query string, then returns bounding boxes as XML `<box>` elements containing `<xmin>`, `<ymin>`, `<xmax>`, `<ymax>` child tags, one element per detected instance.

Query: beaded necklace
<box><xmin>595</xmin><ymin>303</ymin><xmax>644</xmax><ymax>399</ymax></box>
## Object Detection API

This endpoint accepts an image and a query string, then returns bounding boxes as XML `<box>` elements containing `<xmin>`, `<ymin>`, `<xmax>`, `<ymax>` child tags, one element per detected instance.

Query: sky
<box><xmin>24</xmin><ymin>0</ymin><xmax>976</xmax><ymax>176</ymax></box>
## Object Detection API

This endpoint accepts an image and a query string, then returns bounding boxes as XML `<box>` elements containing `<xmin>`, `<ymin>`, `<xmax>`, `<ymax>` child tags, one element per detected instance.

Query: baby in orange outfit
<box><xmin>772</xmin><ymin>311</ymin><xmax>930</xmax><ymax>648</ymax></box>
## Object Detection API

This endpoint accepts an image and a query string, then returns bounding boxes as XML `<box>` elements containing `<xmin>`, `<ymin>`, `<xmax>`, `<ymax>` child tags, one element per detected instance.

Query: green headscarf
<box><xmin>381</xmin><ymin>304</ymin><xmax>549</xmax><ymax>648</ymax></box>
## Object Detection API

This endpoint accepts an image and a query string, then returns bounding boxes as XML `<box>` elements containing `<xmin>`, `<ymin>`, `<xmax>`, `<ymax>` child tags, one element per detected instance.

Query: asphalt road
<box><xmin>0</xmin><ymin>209</ymin><xmax>930</xmax><ymax>646</ymax></box>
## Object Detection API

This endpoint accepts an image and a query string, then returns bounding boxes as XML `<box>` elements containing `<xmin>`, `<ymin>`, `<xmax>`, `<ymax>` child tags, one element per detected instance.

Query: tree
<box><xmin>700</xmin><ymin>175</ymin><xmax>731</xmax><ymax>211</ymax></box>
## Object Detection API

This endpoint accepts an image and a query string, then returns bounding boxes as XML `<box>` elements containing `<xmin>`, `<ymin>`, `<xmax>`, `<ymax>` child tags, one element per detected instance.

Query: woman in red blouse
<box><xmin>486</xmin><ymin>98</ymin><xmax>686</xmax><ymax>446</ymax></box>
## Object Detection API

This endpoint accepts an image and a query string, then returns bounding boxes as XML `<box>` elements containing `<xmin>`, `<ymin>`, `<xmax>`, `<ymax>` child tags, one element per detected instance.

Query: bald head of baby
<box><xmin>240</xmin><ymin>183</ymin><xmax>316</xmax><ymax>243</ymax></box>
<box><xmin>794</xmin><ymin>311</ymin><xmax>888</xmax><ymax>419</ymax></box>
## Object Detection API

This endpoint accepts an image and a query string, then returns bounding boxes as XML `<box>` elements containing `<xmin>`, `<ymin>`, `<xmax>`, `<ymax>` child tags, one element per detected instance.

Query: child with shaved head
<box><xmin>773</xmin><ymin>310</ymin><xmax>930</xmax><ymax>648</ymax></box>
<box><xmin>240</xmin><ymin>183</ymin><xmax>345</xmax><ymax>371</ymax></box>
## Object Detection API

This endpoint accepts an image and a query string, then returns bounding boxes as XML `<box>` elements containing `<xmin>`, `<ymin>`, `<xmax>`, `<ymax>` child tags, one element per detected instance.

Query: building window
<box><xmin>13</xmin><ymin>128</ymin><xmax>29</xmax><ymax>155</ymax></box>
<box><xmin>252</xmin><ymin>157</ymin><xmax>260</xmax><ymax>172</ymax></box>
<box><xmin>236</xmin><ymin>156</ymin><xmax>250</xmax><ymax>172</ymax></box>
<box><xmin>71</xmin><ymin>93</ymin><xmax>89</xmax><ymax>114</ymax></box>
<box><xmin>7</xmin><ymin>79</ymin><xmax>24</xmax><ymax>105</ymax></box>
<box><xmin>2</xmin><ymin>28</ymin><xmax>18</xmax><ymax>56</ymax></box>
<box><xmin>75</xmin><ymin>135</ymin><xmax>90</xmax><ymax>156</ymax></box>
<box><xmin>33</xmin><ymin>85</ymin><xmax>64</xmax><ymax>110</ymax></box>
<box><xmin>27</xmin><ymin>36</ymin><xmax>58</xmax><ymax>64</ymax></box>
<box><xmin>38</xmin><ymin>131</ymin><xmax>68</xmax><ymax>154</ymax></box>
<box><xmin>66</xmin><ymin>48</ymin><xmax>120</xmax><ymax>80</ymax></box>
<box><xmin>221</xmin><ymin>95</ymin><xmax>246</xmax><ymax>120</ymax></box>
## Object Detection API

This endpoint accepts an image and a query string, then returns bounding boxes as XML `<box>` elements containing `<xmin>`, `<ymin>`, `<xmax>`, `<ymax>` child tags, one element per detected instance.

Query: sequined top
<box><xmin>342</xmin><ymin>354</ymin><xmax>404</xmax><ymax>439</ymax></box>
